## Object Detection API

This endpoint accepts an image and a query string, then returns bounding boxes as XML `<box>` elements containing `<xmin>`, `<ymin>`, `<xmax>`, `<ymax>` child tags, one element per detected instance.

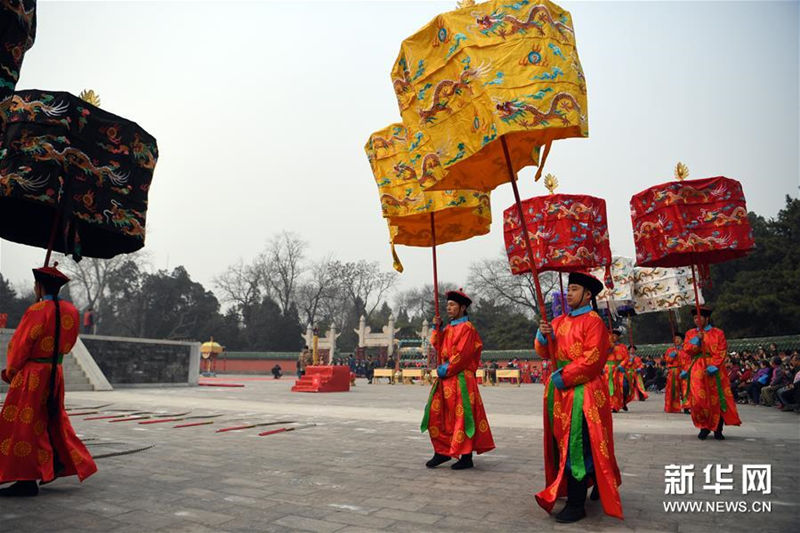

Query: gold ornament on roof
<box><xmin>79</xmin><ymin>89</ymin><xmax>101</xmax><ymax>107</ymax></box>
<box><xmin>674</xmin><ymin>162</ymin><xmax>689</xmax><ymax>181</ymax></box>
<box><xmin>456</xmin><ymin>0</ymin><xmax>476</xmax><ymax>8</ymax></box>
<box><xmin>543</xmin><ymin>174</ymin><xmax>559</xmax><ymax>194</ymax></box>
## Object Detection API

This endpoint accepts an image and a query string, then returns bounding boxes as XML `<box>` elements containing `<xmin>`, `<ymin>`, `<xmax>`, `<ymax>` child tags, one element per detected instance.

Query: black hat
<box><xmin>567</xmin><ymin>271</ymin><xmax>604</xmax><ymax>297</ymax></box>
<box><xmin>32</xmin><ymin>262</ymin><xmax>70</xmax><ymax>292</ymax></box>
<box><xmin>690</xmin><ymin>306</ymin><xmax>712</xmax><ymax>317</ymax></box>
<box><xmin>445</xmin><ymin>288</ymin><xmax>472</xmax><ymax>307</ymax></box>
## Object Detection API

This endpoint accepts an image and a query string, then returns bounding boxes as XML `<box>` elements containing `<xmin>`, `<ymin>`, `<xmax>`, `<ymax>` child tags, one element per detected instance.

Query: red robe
<box><xmin>620</xmin><ymin>355</ymin><xmax>648</xmax><ymax>402</ymax></box>
<box><xmin>602</xmin><ymin>342</ymin><xmax>626</xmax><ymax>411</ymax></box>
<box><xmin>534</xmin><ymin>307</ymin><xmax>623</xmax><ymax>520</ymax></box>
<box><xmin>541</xmin><ymin>360</ymin><xmax>552</xmax><ymax>384</ymax></box>
<box><xmin>679</xmin><ymin>349</ymin><xmax>691</xmax><ymax>409</ymax></box>
<box><xmin>663</xmin><ymin>346</ymin><xmax>685</xmax><ymax>413</ymax></box>
<box><xmin>521</xmin><ymin>362</ymin><xmax>532</xmax><ymax>384</ymax></box>
<box><xmin>422</xmin><ymin>317</ymin><xmax>495</xmax><ymax>457</ymax></box>
<box><xmin>0</xmin><ymin>298</ymin><xmax>97</xmax><ymax>483</ymax></box>
<box><xmin>683</xmin><ymin>326</ymin><xmax>741</xmax><ymax>431</ymax></box>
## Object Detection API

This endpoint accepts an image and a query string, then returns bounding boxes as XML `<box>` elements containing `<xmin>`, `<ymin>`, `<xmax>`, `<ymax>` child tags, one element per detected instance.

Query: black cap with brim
<box><xmin>690</xmin><ymin>306</ymin><xmax>712</xmax><ymax>317</ymax></box>
<box><xmin>445</xmin><ymin>289</ymin><xmax>472</xmax><ymax>308</ymax></box>
<box><xmin>32</xmin><ymin>263</ymin><xmax>70</xmax><ymax>289</ymax></box>
<box><xmin>567</xmin><ymin>271</ymin><xmax>604</xmax><ymax>297</ymax></box>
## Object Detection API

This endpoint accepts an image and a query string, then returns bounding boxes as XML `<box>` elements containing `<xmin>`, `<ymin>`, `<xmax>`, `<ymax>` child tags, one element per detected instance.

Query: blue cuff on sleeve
<box><xmin>536</xmin><ymin>330</ymin><xmax>548</xmax><ymax>346</ymax></box>
<box><xmin>552</xmin><ymin>368</ymin><xmax>566</xmax><ymax>390</ymax></box>
<box><xmin>690</xmin><ymin>336</ymin><xmax>701</xmax><ymax>346</ymax></box>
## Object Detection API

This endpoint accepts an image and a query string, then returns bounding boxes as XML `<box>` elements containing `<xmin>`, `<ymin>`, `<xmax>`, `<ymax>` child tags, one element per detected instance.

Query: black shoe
<box><xmin>555</xmin><ymin>475</ymin><xmax>587</xmax><ymax>523</ymax></box>
<box><xmin>698</xmin><ymin>429</ymin><xmax>711</xmax><ymax>440</ymax></box>
<box><xmin>451</xmin><ymin>453</ymin><xmax>473</xmax><ymax>470</ymax></box>
<box><xmin>590</xmin><ymin>483</ymin><xmax>599</xmax><ymax>501</ymax></box>
<box><xmin>714</xmin><ymin>420</ymin><xmax>724</xmax><ymax>440</ymax></box>
<box><xmin>612</xmin><ymin>409</ymin><xmax>618</xmax><ymax>413</ymax></box>
<box><xmin>425</xmin><ymin>453</ymin><xmax>452</xmax><ymax>468</ymax></box>
<box><xmin>622</xmin><ymin>405</ymin><xmax>628</xmax><ymax>412</ymax></box>
<box><xmin>0</xmin><ymin>481</ymin><xmax>39</xmax><ymax>497</ymax></box>
<box><xmin>555</xmin><ymin>504</ymin><xmax>586</xmax><ymax>523</ymax></box>
<box><xmin>683</xmin><ymin>408</ymin><xmax>691</xmax><ymax>414</ymax></box>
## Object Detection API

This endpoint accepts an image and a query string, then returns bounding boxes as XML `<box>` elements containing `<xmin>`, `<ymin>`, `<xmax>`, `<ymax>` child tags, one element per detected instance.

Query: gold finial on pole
<box><xmin>543</xmin><ymin>173</ymin><xmax>558</xmax><ymax>194</ymax></box>
<box><xmin>456</xmin><ymin>0</ymin><xmax>476</xmax><ymax>8</ymax></box>
<box><xmin>674</xmin><ymin>162</ymin><xmax>689</xmax><ymax>181</ymax></box>
<box><xmin>79</xmin><ymin>89</ymin><xmax>101</xmax><ymax>107</ymax></box>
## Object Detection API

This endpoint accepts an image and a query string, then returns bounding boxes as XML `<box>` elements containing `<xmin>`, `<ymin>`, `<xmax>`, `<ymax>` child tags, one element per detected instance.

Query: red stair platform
<box><xmin>292</xmin><ymin>365</ymin><xmax>351</xmax><ymax>393</ymax></box>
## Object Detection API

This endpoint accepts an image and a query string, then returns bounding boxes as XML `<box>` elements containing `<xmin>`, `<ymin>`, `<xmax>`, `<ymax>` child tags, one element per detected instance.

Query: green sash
<box><xmin>420</xmin><ymin>379</ymin><xmax>438</xmax><ymax>433</ymax></box>
<box><xmin>605</xmin><ymin>361</ymin><xmax>616</xmax><ymax>396</ymax></box>
<box><xmin>420</xmin><ymin>371</ymin><xmax>476</xmax><ymax>438</ymax></box>
<box><xmin>670</xmin><ymin>369</ymin><xmax>680</xmax><ymax>403</ymax></box>
<box><xmin>458</xmin><ymin>372</ymin><xmax>476</xmax><ymax>438</ymax></box>
<box><xmin>714</xmin><ymin>372</ymin><xmax>728</xmax><ymax>412</ymax></box>
<box><xmin>31</xmin><ymin>355</ymin><xmax>64</xmax><ymax>364</ymax></box>
<box><xmin>683</xmin><ymin>353</ymin><xmax>727</xmax><ymax>413</ymax></box>
<box><xmin>545</xmin><ymin>360</ymin><xmax>588</xmax><ymax>481</ymax></box>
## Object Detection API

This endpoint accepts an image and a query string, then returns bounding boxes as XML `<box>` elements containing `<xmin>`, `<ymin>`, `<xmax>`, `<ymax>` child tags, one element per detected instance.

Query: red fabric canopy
<box><xmin>630</xmin><ymin>176</ymin><xmax>754</xmax><ymax>268</ymax></box>
<box><xmin>503</xmin><ymin>194</ymin><xmax>612</xmax><ymax>278</ymax></box>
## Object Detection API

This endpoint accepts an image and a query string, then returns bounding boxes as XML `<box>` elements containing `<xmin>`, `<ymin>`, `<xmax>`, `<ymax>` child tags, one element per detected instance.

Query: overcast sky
<box><xmin>1</xmin><ymin>0</ymin><xmax>798</xmax><ymax>298</ymax></box>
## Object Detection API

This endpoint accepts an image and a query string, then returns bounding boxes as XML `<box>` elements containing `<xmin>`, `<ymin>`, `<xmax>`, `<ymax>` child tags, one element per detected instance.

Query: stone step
<box><xmin>64</xmin><ymin>383</ymin><xmax>94</xmax><ymax>392</ymax></box>
<box><xmin>63</xmin><ymin>353</ymin><xmax>94</xmax><ymax>389</ymax></box>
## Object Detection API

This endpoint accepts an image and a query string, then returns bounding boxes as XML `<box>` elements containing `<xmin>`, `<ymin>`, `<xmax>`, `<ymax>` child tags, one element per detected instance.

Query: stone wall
<box><xmin>1</xmin><ymin>329</ymin><xmax>200</xmax><ymax>387</ymax></box>
<box><xmin>80</xmin><ymin>334</ymin><xmax>200</xmax><ymax>386</ymax></box>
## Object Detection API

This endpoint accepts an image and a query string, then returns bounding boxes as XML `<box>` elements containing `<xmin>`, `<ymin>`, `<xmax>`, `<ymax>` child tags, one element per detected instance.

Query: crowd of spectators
<box><xmin>727</xmin><ymin>346</ymin><xmax>800</xmax><ymax>411</ymax></box>
<box><xmin>333</xmin><ymin>344</ymin><xmax>800</xmax><ymax>412</ymax></box>
<box><xmin>638</xmin><ymin>343</ymin><xmax>800</xmax><ymax>413</ymax></box>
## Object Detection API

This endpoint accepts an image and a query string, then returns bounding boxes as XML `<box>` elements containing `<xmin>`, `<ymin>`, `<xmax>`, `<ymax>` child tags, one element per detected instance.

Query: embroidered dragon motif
<box><xmin>14</xmin><ymin>134</ymin><xmax>130</xmax><ymax>187</ymax></box>
<box><xmin>698</xmin><ymin>206</ymin><xmax>747</xmax><ymax>226</ymax></box>
<box><xmin>0</xmin><ymin>167</ymin><xmax>48</xmax><ymax>196</ymax></box>
<box><xmin>665</xmin><ymin>232</ymin><xmax>732</xmax><ymax>251</ymax></box>
<box><xmin>418</xmin><ymin>63</ymin><xmax>490</xmax><ymax>124</ymax></box>
<box><xmin>102</xmin><ymin>199</ymin><xmax>145</xmax><ymax>238</ymax></box>
<box><xmin>475</xmin><ymin>4</ymin><xmax>574</xmax><ymax>41</ymax></box>
<box><xmin>495</xmin><ymin>92</ymin><xmax>581</xmax><ymax>127</ymax></box>
<box><xmin>9</xmin><ymin>95</ymin><xmax>69</xmax><ymax>120</ymax></box>
<box><xmin>544</xmin><ymin>199</ymin><xmax>597</xmax><ymax>219</ymax></box>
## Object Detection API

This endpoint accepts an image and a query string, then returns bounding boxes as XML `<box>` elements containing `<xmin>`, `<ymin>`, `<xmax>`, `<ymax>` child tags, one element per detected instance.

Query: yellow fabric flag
<box><xmin>365</xmin><ymin>123</ymin><xmax>492</xmax><ymax>271</ymax></box>
<box><xmin>391</xmin><ymin>0</ymin><xmax>587</xmax><ymax>192</ymax></box>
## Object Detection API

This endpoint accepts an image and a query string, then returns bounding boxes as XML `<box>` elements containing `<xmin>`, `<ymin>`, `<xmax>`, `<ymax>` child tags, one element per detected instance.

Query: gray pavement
<box><xmin>1</xmin><ymin>377</ymin><xmax>798</xmax><ymax>532</ymax></box>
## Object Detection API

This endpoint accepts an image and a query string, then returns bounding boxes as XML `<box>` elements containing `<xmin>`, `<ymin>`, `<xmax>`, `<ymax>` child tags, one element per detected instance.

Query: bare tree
<box><xmin>254</xmin><ymin>231</ymin><xmax>306</xmax><ymax>315</ymax></box>
<box><xmin>394</xmin><ymin>282</ymin><xmax>459</xmax><ymax>322</ymax></box>
<box><xmin>59</xmin><ymin>252</ymin><xmax>148</xmax><ymax>332</ymax></box>
<box><xmin>295</xmin><ymin>256</ymin><xmax>338</xmax><ymax>327</ymax></box>
<box><xmin>467</xmin><ymin>252</ymin><xmax>560</xmax><ymax>319</ymax></box>
<box><xmin>213</xmin><ymin>259</ymin><xmax>262</xmax><ymax>322</ymax></box>
<box><xmin>329</xmin><ymin>260</ymin><xmax>397</xmax><ymax>321</ymax></box>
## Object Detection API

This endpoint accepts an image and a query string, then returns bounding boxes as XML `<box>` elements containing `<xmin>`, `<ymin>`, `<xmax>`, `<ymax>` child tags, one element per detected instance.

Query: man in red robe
<box><xmin>663</xmin><ymin>335</ymin><xmax>685</xmax><ymax>413</ymax></box>
<box><xmin>603</xmin><ymin>329</ymin><xmax>626</xmax><ymax>413</ymax></box>
<box><xmin>422</xmin><ymin>289</ymin><xmax>494</xmax><ymax>470</ymax></box>
<box><xmin>620</xmin><ymin>346</ymin><xmax>648</xmax><ymax>405</ymax></box>
<box><xmin>681</xmin><ymin>306</ymin><xmax>741</xmax><ymax>440</ymax></box>
<box><xmin>535</xmin><ymin>272</ymin><xmax>623</xmax><ymax>523</ymax></box>
<box><xmin>0</xmin><ymin>265</ymin><xmax>97</xmax><ymax>496</ymax></box>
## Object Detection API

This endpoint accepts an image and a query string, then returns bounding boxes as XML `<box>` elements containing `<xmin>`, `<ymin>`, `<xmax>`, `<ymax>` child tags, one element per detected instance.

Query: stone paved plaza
<box><xmin>1</xmin><ymin>377</ymin><xmax>798</xmax><ymax>532</ymax></box>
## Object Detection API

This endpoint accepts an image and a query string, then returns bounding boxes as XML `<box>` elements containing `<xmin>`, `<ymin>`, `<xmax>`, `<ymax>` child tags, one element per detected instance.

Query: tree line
<box><xmin>1</xmin><ymin>197</ymin><xmax>797</xmax><ymax>350</ymax></box>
